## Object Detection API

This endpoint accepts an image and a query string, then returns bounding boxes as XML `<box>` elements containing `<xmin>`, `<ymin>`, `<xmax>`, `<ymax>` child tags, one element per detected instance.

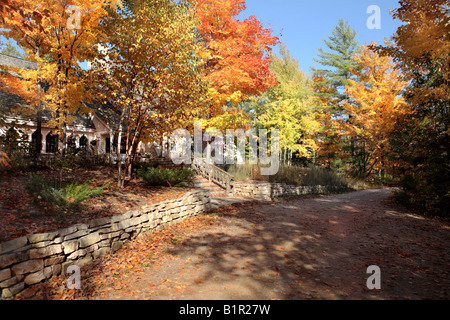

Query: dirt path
<box><xmin>85</xmin><ymin>189</ymin><xmax>449</xmax><ymax>300</ymax></box>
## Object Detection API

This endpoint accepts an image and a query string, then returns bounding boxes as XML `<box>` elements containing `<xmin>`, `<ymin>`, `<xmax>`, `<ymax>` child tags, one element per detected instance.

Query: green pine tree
<box><xmin>312</xmin><ymin>19</ymin><xmax>360</xmax><ymax>102</ymax></box>
<box><xmin>311</xmin><ymin>20</ymin><xmax>361</xmax><ymax>174</ymax></box>
<box><xmin>0</xmin><ymin>40</ymin><xmax>25</xmax><ymax>59</ymax></box>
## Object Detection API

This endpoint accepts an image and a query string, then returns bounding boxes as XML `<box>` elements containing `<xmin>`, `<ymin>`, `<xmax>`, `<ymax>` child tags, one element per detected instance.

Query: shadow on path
<box><xmin>97</xmin><ymin>189</ymin><xmax>450</xmax><ymax>300</ymax></box>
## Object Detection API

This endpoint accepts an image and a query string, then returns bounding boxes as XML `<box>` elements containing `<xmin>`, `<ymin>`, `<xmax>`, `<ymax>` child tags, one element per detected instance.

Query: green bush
<box><xmin>25</xmin><ymin>175</ymin><xmax>110</xmax><ymax>209</ymax></box>
<box><xmin>133</xmin><ymin>160</ymin><xmax>160</xmax><ymax>172</ymax></box>
<box><xmin>136</xmin><ymin>167</ymin><xmax>194</xmax><ymax>188</ymax></box>
<box><xmin>395</xmin><ymin>172</ymin><xmax>450</xmax><ymax>217</ymax></box>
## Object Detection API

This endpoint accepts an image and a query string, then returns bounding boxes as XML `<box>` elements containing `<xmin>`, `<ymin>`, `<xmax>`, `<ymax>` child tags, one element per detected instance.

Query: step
<box><xmin>195</xmin><ymin>187</ymin><xmax>222</xmax><ymax>192</ymax></box>
<box><xmin>192</xmin><ymin>180</ymin><xmax>219</xmax><ymax>186</ymax></box>
<box><xmin>210</xmin><ymin>196</ymin><xmax>256</xmax><ymax>209</ymax></box>
<box><xmin>193</xmin><ymin>187</ymin><xmax>227</xmax><ymax>197</ymax></box>
<box><xmin>192</xmin><ymin>180</ymin><xmax>223</xmax><ymax>187</ymax></box>
<box><xmin>192</xmin><ymin>177</ymin><xmax>226</xmax><ymax>190</ymax></box>
<box><xmin>211</xmin><ymin>191</ymin><xmax>228</xmax><ymax>197</ymax></box>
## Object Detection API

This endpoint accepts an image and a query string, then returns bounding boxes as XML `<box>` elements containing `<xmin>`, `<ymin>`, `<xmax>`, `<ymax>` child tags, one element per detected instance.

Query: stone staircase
<box><xmin>191</xmin><ymin>158</ymin><xmax>257</xmax><ymax>210</ymax></box>
<box><xmin>191</xmin><ymin>175</ymin><xmax>255</xmax><ymax>210</ymax></box>
<box><xmin>192</xmin><ymin>176</ymin><xmax>228</xmax><ymax>197</ymax></box>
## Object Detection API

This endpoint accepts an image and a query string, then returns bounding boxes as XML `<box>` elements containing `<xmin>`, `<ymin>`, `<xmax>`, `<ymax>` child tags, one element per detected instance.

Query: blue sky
<box><xmin>2</xmin><ymin>0</ymin><xmax>404</xmax><ymax>73</ymax></box>
<box><xmin>238</xmin><ymin>0</ymin><xmax>403</xmax><ymax>74</ymax></box>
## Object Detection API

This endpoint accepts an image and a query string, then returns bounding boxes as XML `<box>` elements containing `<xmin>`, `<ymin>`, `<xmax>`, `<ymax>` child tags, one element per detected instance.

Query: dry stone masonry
<box><xmin>0</xmin><ymin>190</ymin><xmax>210</xmax><ymax>299</ymax></box>
<box><xmin>232</xmin><ymin>181</ymin><xmax>347</xmax><ymax>200</ymax></box>
<box><xmin>0</xmin><ymin>180</ymin><xmax>346</xmax><ymax>299</ymax></box>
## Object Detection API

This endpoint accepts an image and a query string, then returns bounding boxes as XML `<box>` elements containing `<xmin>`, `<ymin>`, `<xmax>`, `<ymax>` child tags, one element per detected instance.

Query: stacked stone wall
<box><xmin>233</xmin><ymin>181</ymin><xmax>347</xmax><ymax>200</ymax></box>
<box><xmin>0</xmin><ymin>190</ymin><xmax>210</xmax><ymax>299</ymax></box>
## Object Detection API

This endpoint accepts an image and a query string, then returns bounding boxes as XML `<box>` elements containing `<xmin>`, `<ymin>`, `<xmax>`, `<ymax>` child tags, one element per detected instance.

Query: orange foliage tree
<box><xmin>372</xmin><ymin>0</ymin><xmax>449</xmax><ymax>105</ymax></box>
<box><xmin>193</xmin><ymin>0</ymin><xmax>279</xmax><ymax>130</ymax></box>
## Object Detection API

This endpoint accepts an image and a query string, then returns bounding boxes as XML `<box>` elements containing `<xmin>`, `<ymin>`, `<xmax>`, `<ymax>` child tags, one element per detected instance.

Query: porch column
<box><xmin>109</xmin><ymin>132</ymin><xmax>114</xmax><ymax>155</ymax></box>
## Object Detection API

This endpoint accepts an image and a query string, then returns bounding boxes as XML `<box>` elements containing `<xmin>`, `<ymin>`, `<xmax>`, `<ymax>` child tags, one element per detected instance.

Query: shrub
<box><xmin>268</xmin><ymin>165</ymin><xmax>348</xmax><ymax>187</ymax></box>
<box><xmin>136</xmin><ymin>167</ymin><xmax>194</xmax><ymax>187</ymax></box>
<box><xmin>395</xmin><ymin>173</ymin><xmax>450</xmax><ymax>218</ymax></box>
<box><xmin>133</xmin><ymin>160</ymin><xmax>160</xmax><ymax>172</ymax></box>
<box><xmin>225</xmin><ymin>163</ymin><xmax>260</xmax><ymax>181</ymax></box>
<box><xmin>25</xmin><ymin>175</ymin><xmax>110</xmax><ymax>209</ymax></box>
<box><xmin>227</xmin><ymin>163</ymin><xmax>348</xmax><ymax>188</ymax></box>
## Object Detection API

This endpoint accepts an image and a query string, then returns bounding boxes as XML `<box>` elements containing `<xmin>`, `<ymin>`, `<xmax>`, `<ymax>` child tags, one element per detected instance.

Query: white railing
<box><xmin>192</xmin><ymin>157</ymin><xmax>234</xmax><ymax>194</ymax></box>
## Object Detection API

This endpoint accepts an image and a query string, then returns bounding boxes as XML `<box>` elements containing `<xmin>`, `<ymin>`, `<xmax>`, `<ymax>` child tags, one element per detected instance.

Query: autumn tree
<box><xmin>0</xmin><ymin>1</ymin><xmax>49</xmax><ymax>154</ymax></box>
<box><xmin>246</xmin><ymin>44</ymin><xmax>320</xmax><ymax>164</ymax></box>
<box><xmin>0</xmin><ymin>0</ymin><xmax>121</xmax><ymax>154</ymax></box>
<box><xmin>372</xmin><ymin>0</ymin><xmax>449</xmax><ymax>214</ymax></box>
<box><xmin>342</xmin><ymin>43</ymin><xmax>408</xmax><ymax>179</ymax></box>
<box><xmin>95</xmin><ymin>0</ymin><xmax>206</xmax><ymax>187</ymax></box>
<box><xmin>193</xmin><ymin>0</ymin><xmax>279</xmax><ymax>131</ymax></box>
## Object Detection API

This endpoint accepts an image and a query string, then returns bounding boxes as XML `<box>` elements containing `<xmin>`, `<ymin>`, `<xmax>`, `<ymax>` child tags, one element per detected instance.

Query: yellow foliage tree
<box><xmin>0</xmin><ymin>0</ymin><xmax>121</xmax><ymax>152</ymax></box>
<box><xmin>373</xmin><ymin>0</ymin><xmax>449</xmax><ymax>105</ymax></box>
<box><xmin>342</xmin><ymin>43</ymin><xmax>408</xmax><ymax>178</ymax></box>
<box><xmin>253</xmin><ymin>44</ymin><xmax>320</xmax><ymax>163</ymax></box>
<box><xmin>371</xmin><ymin>0</ymin><xmax>449</xmax><ymax>212</ymax></box>
<box><xmin>94</xmin><ymin>0</ymin><xmax>206</xmax><ymax>187</ymax></box>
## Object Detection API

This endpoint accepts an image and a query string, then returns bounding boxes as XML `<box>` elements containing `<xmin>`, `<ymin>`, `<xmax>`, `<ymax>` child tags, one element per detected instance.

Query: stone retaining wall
<box><xmin>0</xmin><ymin>190</ymin><xmax>211</xmax><ymax>299</ymax></box>
<box><xmin>233</xmin><ymin>181</ymin><xmax>347</xmax><ymax>200</ymax></box>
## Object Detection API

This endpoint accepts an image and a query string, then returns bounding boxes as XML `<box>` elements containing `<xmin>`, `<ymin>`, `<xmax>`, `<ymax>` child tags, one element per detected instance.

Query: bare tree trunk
<box><xmin>117</xmin><ymin>120</ymin><xmax>124</xmax><ymax>188</ymax></box>
<box><xmin>125</xmin><ymin>119</ymin><xmax>143</xmax><ymax>180</ymax></box>
<box><xmin>35</xmin><ymin>110</ymin><xmax>42</xmax><ymax>155</ymax></box>
<box><xmin>35</xmin><ymin>47</ymin><xmax>42</xmax><ymax>159</ymax></box>
<box><xmin>62</xmin><ymin>121</ymin><xmax>67</xmax><ymax>156</ymax></box>
<box><xmin>127</xmin><ymin>134</ymin><xmax>141</xmax><ymax>180</ymax></box>
<box><xmin>125</xmin><ymin>127</ymin><xmax>135</xmax><ymax>182</ymax></box>
<box><xmin>279</xmin><ymin>146</ymin><xmax>282</xmax><ymax>163</ymax></box>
